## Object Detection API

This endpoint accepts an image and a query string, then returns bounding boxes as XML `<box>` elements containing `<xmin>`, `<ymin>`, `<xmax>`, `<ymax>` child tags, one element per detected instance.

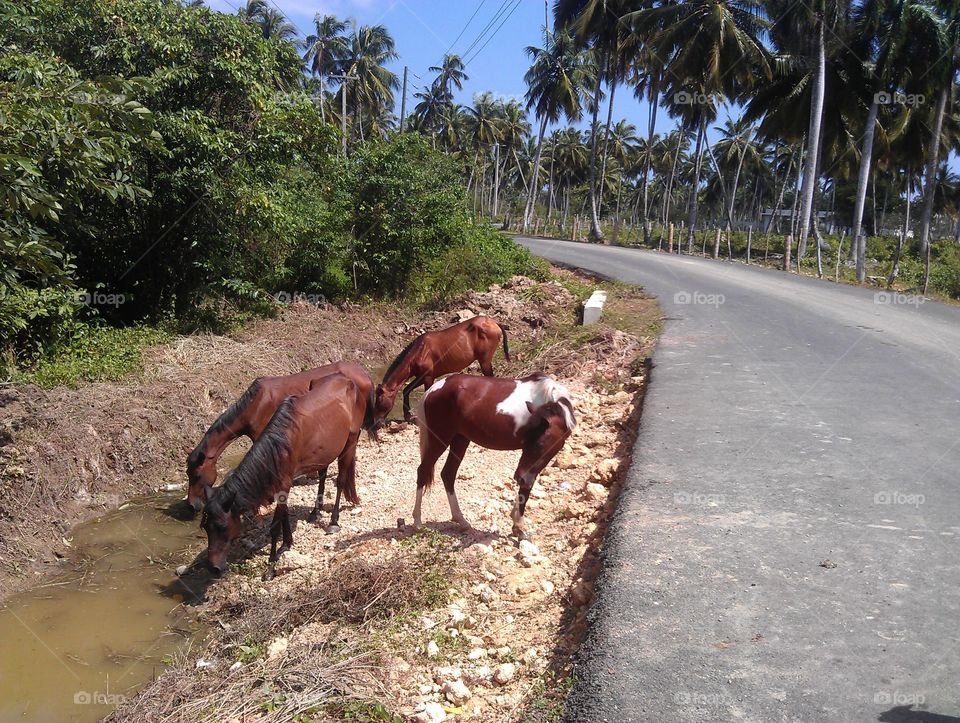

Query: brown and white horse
<box><xmin>412</xmin><ymin>373</ymin><xmax>575</xmax><ymax>538</ymax></box>
<box><xmin>186</xmin><ymin>361</ymin><xmax>376</xmax><ymax>513</ymax></box>
<box><xmin>373</xmin><ymin>315</ymin><xmax>509</xmax><ymax>425</ymax></box>
<box><xmin>201</xmin><ymin>374</ymin><xmax>366</xmax><ymax>580</ymax></box>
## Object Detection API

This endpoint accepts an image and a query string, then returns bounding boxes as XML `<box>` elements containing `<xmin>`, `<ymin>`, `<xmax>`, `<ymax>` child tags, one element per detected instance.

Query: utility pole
<box><xmin>329</xmin><ymin>74</ymin><xmax>358</xmax><ymax>157</ymax></box>
<box><xmin>400</xmin><ymin>65</ymin><xmax>409</xmax><ymax>132</ymax></box>
<box><xmin>492</xmin><ymin>142</ymin><xmax>500</xmax><ymax>219</ymax></box>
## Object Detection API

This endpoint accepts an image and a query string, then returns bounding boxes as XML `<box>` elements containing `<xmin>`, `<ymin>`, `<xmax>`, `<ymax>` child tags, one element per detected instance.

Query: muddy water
<box><xmin>0</xmin><ymin>492</ymin><xmax>209</xmax><ymax>722</ymax></box>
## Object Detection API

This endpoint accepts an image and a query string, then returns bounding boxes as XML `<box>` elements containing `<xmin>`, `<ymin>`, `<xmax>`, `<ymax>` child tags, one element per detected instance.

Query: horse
<box><xmin>186</xmin><ymin>361</ymin><xmax>376</xmax><ymax>514</ymax></box>
<box><xmin>200</xmin><ymin>374</ymin><xmax>366</xmax><ymax>580</ymax></box>
<box><xmin>412</xmin><ymin>372</ymin><xmax>576</xmax><ymax>538</ymax></box>
<box><xmin>373</xmin><ymin>315</ymin><xmax>510</xmax><ymax>425</ymax></box>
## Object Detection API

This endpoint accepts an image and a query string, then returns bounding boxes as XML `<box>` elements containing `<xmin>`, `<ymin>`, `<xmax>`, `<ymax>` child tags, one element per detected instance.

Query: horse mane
<box><xmin>188</xmin><ymin>379</ymin><xmax>263</xmax><ymax>470</ymax></box>
<box><xmin>382</xmin><ymin>334</ymin><xmax>425</xmax><ymax>385</ymax></box>
<box><xmin>212</xmin><ymin>396</ymin><xmax>295</xmax><ymax>514</ymax></box>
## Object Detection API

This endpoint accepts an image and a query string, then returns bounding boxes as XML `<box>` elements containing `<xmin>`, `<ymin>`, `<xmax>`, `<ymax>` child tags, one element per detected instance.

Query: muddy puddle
<box><xmin>0</xmin><ymin>491</ymin><xmax>210</xmax><ymax>722</ymax></box>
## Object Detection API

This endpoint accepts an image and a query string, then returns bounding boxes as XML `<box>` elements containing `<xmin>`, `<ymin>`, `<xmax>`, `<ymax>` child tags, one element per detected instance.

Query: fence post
<box><xmin>666</xmin><ymin>222</ymin><xmax>674</xmax><ymax>254</ymax></box>
<box><xmin>712</xmin><ymin>228</ymin><xmax>722</xmax><ymax>259</ymax></box>
<box><xmin>783</xmin><ymin>234</ymin><xmax>792</xmax><ymax>271</ymax></box>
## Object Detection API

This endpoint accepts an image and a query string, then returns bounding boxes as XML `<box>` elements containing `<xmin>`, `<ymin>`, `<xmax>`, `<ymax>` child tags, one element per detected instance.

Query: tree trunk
<box><xmin>663</xmin><ymin>128</ymin><xmax>684</xmax><ymax>231</ymax></box>
<box><xmin>888</xmin><ymin>168</ymin><xmax>912</xmax><ymax>288</ymax></box>
<box><xmin>727</xmin><ymin>139</ymin><xmax>747</xmax><ymax>232</ymax></box>
<box><xmin>598</xmin><ymin>78</ymin><xmax>618</xmax><ymax>219</ymax></box>
<box><xmin>586</xmin><ymin>53</ymin><xmax>606</xmax><ymax>241</ymax></box>
<box><xmin>797</xmin><ymin>19</ymin><xmax>826</xmax><ymax>259</ymax></box>
<box><xmin>919</xmin><ymin>82</ymin><xmax>949</xmax><ymax>289</ymax></box>
<box><xmin>523</xmin><ymin>116</ymin><xmax>549</xmax><ymax>232</ymax></box>
<box><xmin>641</xmin><ymin>73</ymin><xmax>660</xmax><ymax>245</ymax></box>
<box><xmin>546</xmin><ymin>148</ymin><xmax>556</xmax><ymax>221</ymax></box>
<box><xmin>852</xmin><ymin>98</ymin><xmax>880</xmax><ymax>282</ymax></box>
<box><xmin>685</xmin><ymin>117</ymin><xmax>706</xmax><ymax>251</ymax></box>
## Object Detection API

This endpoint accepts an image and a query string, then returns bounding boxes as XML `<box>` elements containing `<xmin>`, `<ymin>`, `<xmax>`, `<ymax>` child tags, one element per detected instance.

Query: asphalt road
<box><xmin>516</xmin><ymin>237</ymin><xmax>960</xmax><ymax>723</ymax></box>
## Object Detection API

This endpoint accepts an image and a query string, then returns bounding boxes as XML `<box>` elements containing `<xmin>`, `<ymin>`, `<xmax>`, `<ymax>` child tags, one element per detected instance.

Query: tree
<box><xmin>522</xmin><ymin>30</ymin><xmax>594</xmax><ymax>232</ymax></box>
<box><xmin>302</xmin><ymin>14</ymin><xmax>348</xmax><ymax>122</ymax></box>
<box><xmin>337</xmin><ymin>24</ymin><xmax>400</xmax><ymax>142</ymax></box>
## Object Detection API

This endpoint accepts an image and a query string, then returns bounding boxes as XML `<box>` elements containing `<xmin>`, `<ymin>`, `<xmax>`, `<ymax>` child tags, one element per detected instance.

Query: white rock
<box><xmin>495</xmin><ymin>646</ymin><xmax>512</xmax><ymax>659</ymax></box>
<box><xmin>523</xmin><ymin>648</ymin><xmax>538</xmax><ymax>663</ymax></box>
<box><xmin>493</xmin><ymin>662</ymin><xmax>516</xmax><ymax>685</ymax></box>
<box><xmin>412</xmin><ymin>701</ymin><xmax>447</xmax><ymax>723</ymax></box>
<box><xmin>175</xmin><ymin>564</ymin><xmax>189</xmax><ymax>577</ymax></box>
<box><xmin>434</xmin><ymin>666</ymin><xmax>462</xmax><ymax>683</ymax></box>
<box><xmin>421</xmin><ymin>616</ymin><xmax>437</xmax><ymax>630</ymax></box>
<box><xmin>448</xmin><ymin>606</ymin><xmax>467</xmax><ymax>625</ymax></box>
<box><xmin>418</xmin><ymin>683</ymin><xmax>433</xmax><ymax>695</ymax></box>
<box><xmin>468</xmin><ymin>648</ymin><xmax>487</xmax><ymax>660</ymax></box>
<box><xmin>229</xmin><ymin>661</ymin><xmax>242</xmax><ymax>672</ymax></box>
<box><xmin>266</xmin><ymin>636</ymin><xmax>288</xmax><ymax>659</ymax></box>
<box><xmin>426</xmin><ymin>640</ymin><xmax>440</xmax><ymax>658</ymax></box>
<box><xmin>442</xmin><ymin>679</ymin><xmax>472</xmax><ymax>705</ymax></box>
<box><xmin>540</xmin><ymin>579</ymin><xmax>555</xmax><ymax>595</ymax></box>
<box><xmin>519</xmin><ymin>540</ymin><xmax>540</xmax><ymax>558</ymax></box>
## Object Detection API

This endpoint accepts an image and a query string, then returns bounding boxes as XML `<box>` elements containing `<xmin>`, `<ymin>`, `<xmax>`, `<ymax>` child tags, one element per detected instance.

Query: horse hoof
<box><xmin>261</xmin><ymin>569</ymin><xmax>275</xmax><ymax>582</ymax></box>
<box><xmin>326</xmin><ymin>524</ymin><xmax>340</xmax><ymax>535</ymax></box>
<box><xmin>307</xmin><ymin>511</ymin><xmax>319</xmax><ymax>523</ymax></box>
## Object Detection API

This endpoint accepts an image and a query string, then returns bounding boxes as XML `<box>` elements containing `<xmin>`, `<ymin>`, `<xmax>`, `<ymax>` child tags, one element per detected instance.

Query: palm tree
<box><xmin>257</xmin><ymin>7</ymin><xmax>298</xmax><ymax>41</ymax></box>
<box><xmin>626</xmin><ymin>0</ymin><xmax>771</xmax><ymax>248</ymax></box>
<box><xmin>714</xmin><ymin>117</ymin><xmax>760</xmax><ymax>232</ymax></box>
<box><xmin>522</xmin><ymin>30</ymin><xmax>595</xmax><ymax>232</ymax></box>
<box><xmin>337</xmin><ymin>24</ymin><xmax>400</xmax><ymax>142</ymax></box>
<box><xmin>302</xmin><ymin>15</ymin><xmax>348</xmax><ymax>123</ymax></box>
<box><xmin>429</xmin><ymin>54</ymin><xmax>468</xmax><ymax>102</ymax></box>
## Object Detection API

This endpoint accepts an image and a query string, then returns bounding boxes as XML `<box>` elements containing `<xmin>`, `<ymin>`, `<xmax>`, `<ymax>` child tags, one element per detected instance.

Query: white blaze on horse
<box><xmin>412</xmin><ymin>373</ymin><xmax>575</xmax><ymax>538</ymax></box>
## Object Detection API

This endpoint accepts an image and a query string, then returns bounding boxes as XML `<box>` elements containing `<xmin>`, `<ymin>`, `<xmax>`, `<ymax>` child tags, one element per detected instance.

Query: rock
<box><xmin>448</xmin><ymin>606</ymin><xmax>467</xmax><ymax>626</ymax></box>
<box><xmin>453</xmin><ymin>309</ymin><xmax>476</xmax><ymax>323</ymax></box>
<box><xmin>584</xmin><ymin>482</ymin><xmax>608</xmax><ymax>502</ymax></box>
<box><xmin>465</xmin><ymin>634</ymin><xmax>485</xmax><ymax>647</ymax></box>
<box><xmin>412</xmin><ymin>701</ymin><xmax>447</xmax><ymax>723</ymax></box>
<box><xmin>493</xmin><ymin>663</ymin><xmax>516</xmax><ymax>685</ymax></box>
<box><xmin>421</xmin><ymin>616</ymin><xmax>437</xmax><ymax>630</ymax></box>
<box><xmin>426</xmin><ymin>640</ymin><xmax>440</xmax><ymax>658</ymax></box>
<box><xmin>468</xmin><ymin>648</ymin><xmax>487</xmax><ymax>660</ymax></box>
<box><xmin>471</xmin><ymin>583</ymin><xmax>499</xmax><ymax>604</ymax></box>
<box><xmin>519</xmin><ymin>540</ymin><xmax>540</xmax><ymax>558</ymax></box>
<box><xmin>418</xmin><ymin>683</ymin><xmax>434</xmax><ymax>695</ymax></box>
<box><xmin>434</xmin><ymin>666</ymin><xmax>462</xmax><ymax>683</ymax></box>
<box><xmin>495</xmin><ymin>646</ymin><xmax>512</xmax><ymax>659</ymax></box>
<box><xmin>471</xmin><ymin>543</ymin><xmax>493</xmax><ymax>556</ymax></box>
<box><xmin>277</xmin><ymin>548</ymin><xmax>311</xmax><ymax>571</ymax></box>
<box><xmin>571</xmin><ymin>581</ymin><xmax>593</xmax><ymax>607</ymax></box>
<box><xmin>442</xmin><ymin>679</ymin><xmax>472</xmax><ymax>705</ymax></box>
<box><xmin>540</xmin><ymin>579</ymin><xmax>555</xmax><ymax>595</ymax></box>
<box><xmin>523</xmin><ymin>648</ymin><xmax>538</xmax><ymax>663</ymax></box>
<box><xmin>590</xmin><ymin>458</ymin><xmax>620</xmax><ymax>486</ymax></box>
<box><xmin>266</xmin><ymin>636</ymin><xmax>288</xmax><ymax>659</ymax></box>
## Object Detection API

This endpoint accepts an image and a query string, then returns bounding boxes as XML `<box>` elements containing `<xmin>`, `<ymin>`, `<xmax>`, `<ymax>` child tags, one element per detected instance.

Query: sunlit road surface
<box><xmin>518</xmin><ymin>236</ymin><xmax>960</xmax><ymax>723</ymax></box>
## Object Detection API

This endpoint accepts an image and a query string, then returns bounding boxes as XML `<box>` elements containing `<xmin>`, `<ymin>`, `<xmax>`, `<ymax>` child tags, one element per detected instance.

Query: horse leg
<box><xmin>510</xmin><ymin>472</ymin><xmax>536</xmax><ymax>540</ymax></box>
<box><xmin>262</xmin><ymin>503</ymin><xmax>288</xmax><ymax>581</ymax></box>
<box><xmin>440</xmin><ymin>435</ymin><xmax>471</xmax><ymax>530</ymax></box>
<box><xmin>327</xmin><ymin>433</ymin><xmax>357</xmax><ymax>534</ymax></box>
<box><xmin>308</xmin><ymin>466</ymin><xmax>328</xmax><ymax>523</ymax></box>
<box><xmin>413</xmin><ymin>435</ymin><xmax>449</xmax><ymax>529</ymax></box>
<box><xmin>479</xmin><ymin>350</ymin><xmax>495</xmax><ymax>377</ymax></box>
<box><xmin>402</xmin><ymin>379</ymin><xmax>419</xmax><ymax>422</ymax></box>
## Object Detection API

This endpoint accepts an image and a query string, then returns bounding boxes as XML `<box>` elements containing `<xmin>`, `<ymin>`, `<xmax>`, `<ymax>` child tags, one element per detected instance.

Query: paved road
<box><xmin>517</xmin><ymin>237</ymin><xmax>960</xmax><ymax>723</ymax></box>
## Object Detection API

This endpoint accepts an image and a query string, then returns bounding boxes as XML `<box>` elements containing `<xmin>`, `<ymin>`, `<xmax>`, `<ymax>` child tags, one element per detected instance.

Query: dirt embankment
<box><xmin>2</xmin><ymin>270</ymin><xmax>660</xmax><ymax>720</ymax></box>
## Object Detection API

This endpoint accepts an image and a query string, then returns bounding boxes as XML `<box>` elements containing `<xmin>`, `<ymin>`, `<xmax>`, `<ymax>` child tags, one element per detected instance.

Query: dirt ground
<box><xmin>2</xmin><ymin>269</ymin><xmax>660</xmax><ymax>721</ymax></box>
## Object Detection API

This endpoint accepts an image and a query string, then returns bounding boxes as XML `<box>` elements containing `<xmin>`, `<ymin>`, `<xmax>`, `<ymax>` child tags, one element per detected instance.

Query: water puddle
<box><xmin>0</xmin><ymin>492</ymin><xmax>209</xmax><ymax>722</ymax></box>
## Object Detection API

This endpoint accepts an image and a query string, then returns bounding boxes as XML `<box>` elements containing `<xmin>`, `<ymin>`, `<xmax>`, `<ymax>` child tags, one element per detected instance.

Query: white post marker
<box><xmin>582</xmin><ymin>290</ymin><xmax>607</xmax><ymax>325</ymax></box>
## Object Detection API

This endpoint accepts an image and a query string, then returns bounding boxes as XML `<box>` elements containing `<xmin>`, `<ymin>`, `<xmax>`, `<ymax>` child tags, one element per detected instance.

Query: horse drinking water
<box><xmin>186</xmin><ymin>361</ymin><xmax>376</xmax><ymax>514</ymax></box>
<box><xmin>412</xmin><ymin>373</ymin><xmax>575</xmax><ymax>538</ymax></box>
<box><xmin>201</xmin><ymin>374</ymin><xmax>367</xmax><ymax>580</ymax></box>
<box><xmin>373</xmin><ymin>315</ymin><xmax>510</xmax><ymax>425</ymax></box>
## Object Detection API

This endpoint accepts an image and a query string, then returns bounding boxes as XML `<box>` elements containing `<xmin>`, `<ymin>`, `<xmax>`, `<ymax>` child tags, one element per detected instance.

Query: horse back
<box><xmin>425</xmin><ymin>316</ymin><xmax>502</xmax><ymax>377</ymax></box>
<box><xmin>419</xmin><ymin>374</ymin><xmax>527</xmax><ymax>450</ymax></box>
<box><xmin>288</xmin><ymin>376</ymin><xmax>361</xmax><ymax>475</ymax></box>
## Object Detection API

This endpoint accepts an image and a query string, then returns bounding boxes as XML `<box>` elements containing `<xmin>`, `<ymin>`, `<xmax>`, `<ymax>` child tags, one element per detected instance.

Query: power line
<box><xmin>461</xmin><ymin>0</ymin><xmax>513</xmax><ymax>59</ymax></box>
<box><xmin>464</xmin><ymin>0</ymin><xmax>522</xmax><ymax>67</ymax></box>
<box><xmin>447</xmin><ymin>0</ymin><xmax>489</xmax><ymax>54</ymax></box>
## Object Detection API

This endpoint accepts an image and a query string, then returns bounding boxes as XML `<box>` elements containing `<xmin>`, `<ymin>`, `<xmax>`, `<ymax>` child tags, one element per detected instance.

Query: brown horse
<box><xmin>201</xmin><ymin>374</ymin><xmax>366</xmax><ymax>580</ymax></box>
<box><xmin>186</xmin><ymin>361</ymin><xmax>376</xmax><ymax>513</ymax></box>
<box><xmin>412</xmin><ymin>372</ymin><xmax>575</xmax><ymax>538</ymax></box>
<box><xmin>373</xmin><ymin>315</ymin><xmax>510</xmax><ymax>425</ymax></box>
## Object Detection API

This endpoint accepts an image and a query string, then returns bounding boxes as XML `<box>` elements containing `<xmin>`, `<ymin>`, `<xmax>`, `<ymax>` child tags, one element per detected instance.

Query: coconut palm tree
<box><xmin>337</xmin><ymin>24</ymin><xmax>399</xmax><ymax>142</ymax></box>
<box><xmin>302</xmin><ymin>15</ymin><xmax>348</xmax><ymax>122</ymax></box>
<box><xmin>256</xmin><ymin>7</ymin><xmax>298</xmax><ymax>41</ymax></box>
<box><xmin>429</xmin><ymin>54</ymin><xmax>468</xmax><ymax>102</ymax></box>
<box><xmin>522</xmin><ymin>30</ymin><xmax>595</xmax><ymax>232</ymax></box>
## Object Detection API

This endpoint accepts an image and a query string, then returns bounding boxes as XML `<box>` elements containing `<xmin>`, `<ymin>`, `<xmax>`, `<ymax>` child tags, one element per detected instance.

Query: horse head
<box><xmin>186</xmin><ymin>448</ymin><xmax>216</xmax><ymax>512</ymax></box>
<box><xmin>516</xmin><ymin>397</ymin><xmax>576</xmax><ymax>487</ymax></box>
<box><xmin>200</xmin><ymin>485</ymin><xmax>242</xmax><ymax>576</ymax></box>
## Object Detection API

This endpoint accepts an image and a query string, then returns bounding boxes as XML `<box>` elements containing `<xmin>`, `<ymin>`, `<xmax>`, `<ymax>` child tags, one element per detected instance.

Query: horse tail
<box><xmin>187</xmin><ymin>379</ymin><xmax>262</xmax><ymax>474</ymax></box>
<box><xmin>497</xmin><ymin>322</ymin><xmax>511</xmax><ymax>362</ymax></box>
